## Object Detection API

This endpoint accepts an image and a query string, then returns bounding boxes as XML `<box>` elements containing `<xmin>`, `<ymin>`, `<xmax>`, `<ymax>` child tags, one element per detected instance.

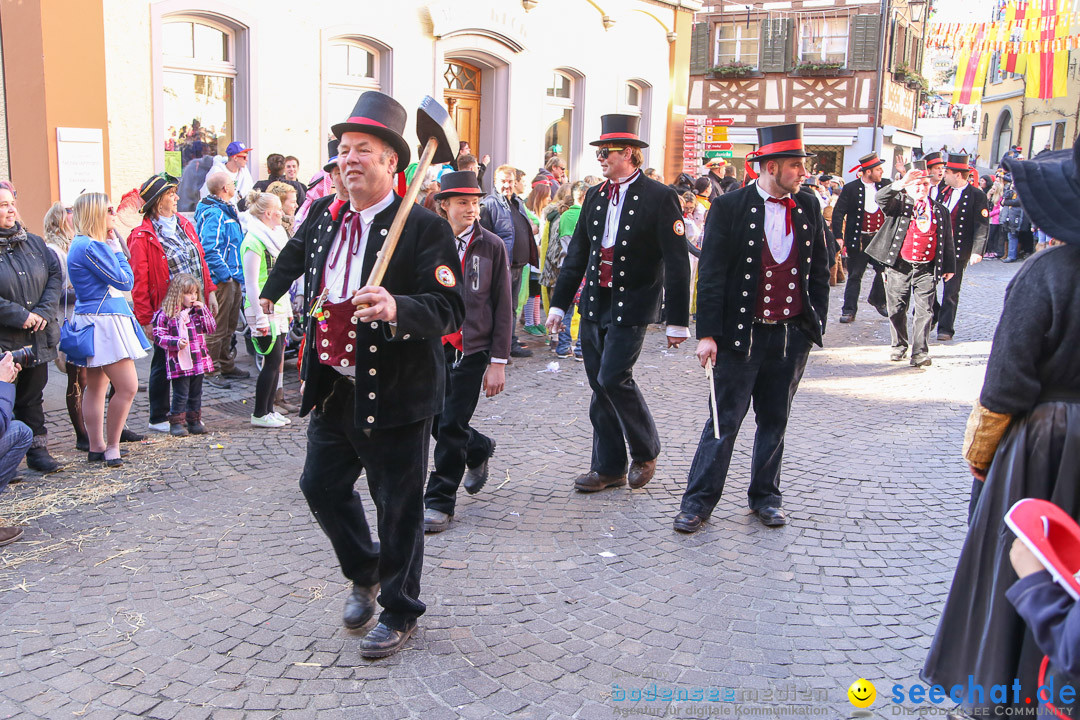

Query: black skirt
<box><xmin>923</xmin><ymin>401</ymin><xmax>1080</xmax><ymax>712</ymax></box>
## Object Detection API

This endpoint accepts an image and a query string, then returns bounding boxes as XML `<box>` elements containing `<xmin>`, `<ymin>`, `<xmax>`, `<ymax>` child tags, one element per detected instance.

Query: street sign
<box><xmin>684</xmin><ymin>117</ymin><xmax>702</xmax><ymax>125</ymax></box>
<box><xmin>705</xmin><ymin>117</ymin><xmax>735</xmax><ymax>126</ymax></box>
<box><xmin>704</xmin><ymin>142</ymin><xmax>733</xmax><ymax>151</ymax></box>
<box><xmin>704</xmin><ymin>150</ymin><xmax>734</xmax><ymax>158</ymax></box>
<box><xmin>704</xmin><ymin>129</ymin><xmax>728</xmax><ymax>141</ymax></box>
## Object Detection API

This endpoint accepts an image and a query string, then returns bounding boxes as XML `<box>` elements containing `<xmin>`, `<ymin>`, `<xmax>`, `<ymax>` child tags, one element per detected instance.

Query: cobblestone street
<box><xmin>0</xmin><ymin>259</ymin><xmax>1020</xmax><ymax>719</ymax></box>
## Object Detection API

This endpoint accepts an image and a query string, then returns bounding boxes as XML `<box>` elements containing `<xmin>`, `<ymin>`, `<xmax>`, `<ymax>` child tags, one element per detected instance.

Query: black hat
<box><xmin>751</xmin><ymin>123</ymin><xmax>814</xmax><ymax>161</ymax></box>
<box><xmin>849</xmin><ymin>152</ymin><xmax>885</xmax><ymax>174</ymax></box>
<box><xmin>323</xmin><ymin>138</ymin><xmax>340</xmax><ymax>173</ymax></box>
<box><xmin>139</xmin><ymin>172</ymin><xmax>178</xmax><ymax>211</ymax></box>
<box><xmin>904</xmin><ymin>160</ymin><xmax>928</xmax><ymax>173</ymax></box>
<box><xmin>433</xmin><ymin>171</ymin><xmax>484</xmax><ymax>201</ymax></box>
<box><xmin>589</xmin><ymin>114</ymin><xmax>649</xmax><ymax>148</ymax></box>
<box><xmin>1005</xmin><ymin>135</ymin><xmax>1080</xmax><ymax>245</ymax></box>
<box><xmin>945</xmin><ymin>153</ymin><xmax>970</xmax><ymax>171</ymax></box>
<box><xmin>924</xmin><ymin>151</ymin><xmax>945</xmax><ymax>168</ymax></box>
<box><xmin>331</xmin><ymin>91</ymin><xmax>411</xmax><ymax>172</ymax></box>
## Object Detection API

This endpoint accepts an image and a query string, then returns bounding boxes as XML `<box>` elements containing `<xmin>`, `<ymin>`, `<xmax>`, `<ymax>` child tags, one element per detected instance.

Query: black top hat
<box><xmin>923</xmin><ymin>151</ymin><xmax>945</xmax><ymax>168</ymax></box>
<box><xmin>433</xmin><ymin>171</ymin><xmax>484</xmax><ymax>201</ymax></box>
<box><xmin>1005</xmin><ymin>135</ymin><xmax>1080</xmax><ymax>245</ymax></box>
<box><xmin>945</xmin><ymin>153</ymin><xmax>971</xmax><ymax>171</ymax></box>
<box><xmin>590</xmin><ymin>114</ymin><xmax>649</xmax><ymax>148</ymax></box>
<box><xmin>139</xmin><ymin>172</ymin><xmax>179</xmax><ymax>212</ymax></box>
<box><xmin>751</xmin><ymin>123</ymin><xmax>814</xmax><ymax>162</ymax></box>
<box><xmin>904</xmin><ymin>160</ymin><xmax>928</xmax><ymax>173</ymax></box>
<box><xmin>331</xmin><ymin>91</ymin><xmax>411</xmax><ymax>172</ymax></box>
<box><xmin>323</xmin><ymin>138</ymin><xmax>341</xmax><ymax>173</ymax></box>
<box><xmin>849</xmin><ymin>152</ymin><xmax>884</xmax><ymax>174</ymax></box>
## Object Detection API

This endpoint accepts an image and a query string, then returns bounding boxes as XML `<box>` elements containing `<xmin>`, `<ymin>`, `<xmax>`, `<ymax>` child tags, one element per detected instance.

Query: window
<box><xmin>715</xmin><ymin>22</ymin><xmax>760</xmax><ymax>68</ymax></box>
<box><xmin>981</xmin><ymin>114</ymin><xmax>990</xmax><ymax>140</ymax></box>
<box><xmin>445</xmin><ymin>62</ymin><xmax>480</xmax><ymax>92</ymax></box>
<box><xmin>326</xmin><ymin>40</ymin><xmax>381</xmax><ymax>134</ymax></box>
<box><xmin>992</xmin><ymin>109</ymin><xmax>1013</xmax><ymax>164</ymax></box>
<box><xmin>1053</xmin><ymin>122</ymin><xmax>1067</xmax><ymax>150</ymax></box>
<box><xmin>626</xmin><ymin>82</ymin><xmax>641</xmax><ymax>108</ymax></box>
<box><xmin>162</xmin><ymin>18</ymin><xmax>236</xmax><ymax>175</ymax></box>
<box><xmin>543</xmin><ymin>71</ymin><xmax>575</xmax><ymax>170</ymax></box>
<box><xmin>624</xmin><ymin>80</ymin><xmax>652</xmax><ymax>162</ymax></box>
<box><xmin>799</xmin><ymin>18</ymin><xmax>848</xmax><ymax>65</ymax></box>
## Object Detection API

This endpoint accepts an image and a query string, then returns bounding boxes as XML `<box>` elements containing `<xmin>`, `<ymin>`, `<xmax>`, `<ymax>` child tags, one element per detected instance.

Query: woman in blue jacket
<box><xmin>67</xmin><ymin>194</ymin><xmax>151</xmax><ymax>466</ymax></box>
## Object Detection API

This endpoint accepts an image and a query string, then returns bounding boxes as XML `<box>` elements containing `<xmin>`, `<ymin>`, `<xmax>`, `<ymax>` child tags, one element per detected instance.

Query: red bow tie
<box><xmin>766</xmin><ymin>196</ymin><xmax>796</xmax><ymax>235</ymax></box>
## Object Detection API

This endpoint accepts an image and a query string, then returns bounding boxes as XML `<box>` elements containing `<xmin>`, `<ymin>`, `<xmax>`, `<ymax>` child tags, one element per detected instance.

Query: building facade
<box><xmin>2</xmin><ymin>0</ymin><xmax>700</xmax><ymax>227</ymax></box>
<box><xmin>686</xmin><ymin>0</ymin><xmax>927</xmax><ymax>180</ymax></box>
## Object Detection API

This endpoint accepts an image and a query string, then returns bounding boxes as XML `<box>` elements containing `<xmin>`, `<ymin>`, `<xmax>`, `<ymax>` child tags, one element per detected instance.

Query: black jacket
<box><xmin>941</xmin><ymin>184</ymin><xmax>990</xmax><ymax>261</ymax></box>
<box><xmin>457</xmin><ymin>222</ymin><xmax>513</xmax><ymax>359</ymax></box>
<box><xmin>864</xmin><ymin>184</ymin><xmax>957</xmax><ymax>279</ymax></box>
<box><xmin>261</xmin><ymin>194</ymin><xmax>465</xmax><ymax>430</ymax></box>
<box><xmin>696</xmin><ymin>184</ymin><xmax>831</xmax><ymax>351</ymax></box>
<box><xmin>0</xmin><ymin>226</ymin><xmax>62</xmax><ymax>366</ymax></box>
<box><xmin>551</xmin><ymin>173</ymin><xmax>691</xmax><ymax>327</ymax></box>
<box><xmin>831</xmin><ymin>178</ymin><xmax>890</xmax><ymax>253</ymax></box>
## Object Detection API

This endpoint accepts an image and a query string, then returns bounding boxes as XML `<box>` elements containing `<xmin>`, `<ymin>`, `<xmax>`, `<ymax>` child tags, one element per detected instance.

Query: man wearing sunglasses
<box><xmin>546</xmin><ymin>114</ymin><xmax>691</xmax><ymax>494</ymax></box>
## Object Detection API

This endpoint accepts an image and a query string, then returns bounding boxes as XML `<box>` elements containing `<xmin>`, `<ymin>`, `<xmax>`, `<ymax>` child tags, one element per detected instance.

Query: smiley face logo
<box><xmin>848</xmin><ymin>678</ymin><xmax>876</xmax><ymax>708</ymax></box>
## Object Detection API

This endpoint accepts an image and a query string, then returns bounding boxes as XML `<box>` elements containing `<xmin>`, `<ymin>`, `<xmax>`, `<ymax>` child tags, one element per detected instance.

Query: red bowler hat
<box><xmin>946</xmin><ymin>153</ymin><xmax>971</xmax><ymax>171</ymax></box>
<box><xmin>923</xmin><ymin>151</ymin><xmax>945</xmax><ymax>168</ymax></box>
<box><xmin>590</xmin><ymin>114</ymin><xmax>649</xmax><ymax>148</ymax></box>
<box><xmin>331</xmin><ymin>91</ymin><xmax>411</xmax><ymax>172</ymax></box>
<box><xmin>849</xmin><ymin>152</ymin><xmax>885</xmax><ymax>174</ymax></box>
<box><xmin>433</xmin><ymin>170</ymin><xmax>484</xmax><ymax>201</ymax></box>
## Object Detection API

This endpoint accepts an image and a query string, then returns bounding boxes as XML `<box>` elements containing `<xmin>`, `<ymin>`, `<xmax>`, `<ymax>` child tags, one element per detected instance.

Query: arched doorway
<box><xmin>444</xmin><ymin>60</ymin><xmax>482</xmax><ymax>161</ymax></box>
<box><xmin>992</xmin><ymin>108</ymin><xmax>1013</xmax><ymax>165</ymax></box>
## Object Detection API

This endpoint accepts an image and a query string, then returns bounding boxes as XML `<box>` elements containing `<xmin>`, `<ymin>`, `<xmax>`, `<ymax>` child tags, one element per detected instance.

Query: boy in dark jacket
<box><xmin>0</xmin><ymin>351</ymin><xmax>36</xmax><ymax>546</ymax></box>
<box><xmin>423</xmin><ymin>171</ymin><xmax>513</xmax><ymax>533</ymax></box>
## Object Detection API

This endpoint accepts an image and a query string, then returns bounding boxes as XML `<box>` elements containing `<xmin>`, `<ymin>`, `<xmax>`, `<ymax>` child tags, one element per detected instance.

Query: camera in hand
<box><xmin>8</xmin><ymin>346</ymin><xmax>34</xmax><ymax>368</ymax></box>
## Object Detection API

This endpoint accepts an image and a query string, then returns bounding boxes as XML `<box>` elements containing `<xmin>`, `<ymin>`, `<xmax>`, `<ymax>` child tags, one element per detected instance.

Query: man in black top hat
<box><xmin>422</xmin><ymin>170</ymin><xmax>513</xmax><ymax>534</ymax></box>
<box><xmin>923</xmin><ymin>151</ymin><xmax>946</xmax><ymax>201</ymax></box>
<box><xmin>260</xmin><ymin>91</ymin><xmax>465</xmax><ymax>659</ymax></box>
<box><xmin>935</xmin><ymin>153</ymin><xmax>988</xmax><ymax>341</ymax></box>
<box><xmin>834</xmin><ymin>152</ymin><xmax>889</xmax><ymax>322</ymax></box>
<box><xmin>545</xmin><ymin>114</ymin><xmax>691</xmax><ymax>493</ymax></box>
<box><xmin>865</xmin><ymin>163</ymin><xmax>956</xmax><ymax>367</ymax></box>
<box><xmin>674</xmin><ymin>123</ymin><xmax>830</xmax><ymax>533</ymax></box>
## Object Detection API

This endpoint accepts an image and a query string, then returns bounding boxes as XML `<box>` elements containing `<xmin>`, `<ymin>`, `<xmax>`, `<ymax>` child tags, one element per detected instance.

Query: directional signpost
<box><xmin>683</xmin><ymin>115</ymin><xmax>736</xmax><ymax>173</ymax></box>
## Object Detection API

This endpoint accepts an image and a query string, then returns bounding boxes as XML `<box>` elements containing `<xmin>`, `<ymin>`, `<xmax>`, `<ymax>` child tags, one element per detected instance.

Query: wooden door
<box><xmin>444</xmin><ymin>60</ymin><xmax>482</xmax><ymax>158</ymax></box>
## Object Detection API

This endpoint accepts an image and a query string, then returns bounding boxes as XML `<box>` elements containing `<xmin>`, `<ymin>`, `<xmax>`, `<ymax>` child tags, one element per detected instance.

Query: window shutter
<box><xmin>847</xmin><ymin>14</ymin><xmax>880</xmax><ymax>71</ymax></box>
<box><xmin>690</xmin><ymin>22</ymin><xmax>710</xmax><ymax>74</ymax></box>
<box><xmin>891</xmin><ymin>22</ymin><xmax>906</xmax><ymax>69</ymax></box>
<box><xmin>759</xmin><ymin>18</ymin><xmax>792</xmax><ymax>72</ymax></box>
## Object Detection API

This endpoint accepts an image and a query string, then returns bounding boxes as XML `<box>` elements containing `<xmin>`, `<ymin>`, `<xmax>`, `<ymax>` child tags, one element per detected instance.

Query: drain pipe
<box><xmin>872</xmin><ymin>0</ymin><xmax>891</xmax><ymax>152</ymax></box>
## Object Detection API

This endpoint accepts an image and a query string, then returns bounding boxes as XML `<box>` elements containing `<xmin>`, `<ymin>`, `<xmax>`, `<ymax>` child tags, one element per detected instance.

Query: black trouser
<box><xmin>13</xmin><ymin>362</ymin><xmax>50</xmax><ymax>437</ymax></box>
<box><xmin>148</xmin><ymin>345</ymin><xmax>170</xmax><ymax>424</ymax></box>
<box><xmin>985</xmin><ymin>224</ymin><xmax>1004</xmax><ymax>256</ymax></box>
<box><xmin>578</xmin><ymin>289</ymin><xmax>660</xmax><ymax>476</ymax></box>
<box><xmin>253</xmin><ymin>333</ymin><xmax>285</xmax><ymax>417</ymax></box>
<box><xmin>509</xmin><ymin>265</ymin><xmax>524</xmax><ymax>346</ymax></box>
<box><xmin>424</xmin><ymin>346</ymin><xmax>494</xmax><ymax>515</ymax></box>
<box><xmin>299</xmin><ymin>377</ymin><xmax>431</xmax><ymax>631</ymax></box>
<box><xmin>169</xmin><ymin>374</ymin><xmax>204</xmax><ymax>418</ymax></box>
<box><xmin>884</xmin><ymin>259</ymin><xmax>937</xmax><ymax>358</ymax></box>
<box><xmin>841</xmin><ymin>240</ymin><xmax>886</xmax><ymax>317</ymax></box>
<box><xmin>680</xmin><ymin>323</ymin><xmax>811</xmax><ymax>516</ymax></box>
<box><xmin>937</xmin><ymin>251</ymin><xmax>971</xmax><ymax>337</ymax></box>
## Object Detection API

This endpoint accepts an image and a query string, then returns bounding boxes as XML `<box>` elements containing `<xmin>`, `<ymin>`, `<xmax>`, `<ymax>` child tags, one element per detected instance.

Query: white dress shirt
<box><xmin>941</xmin><ymin>184</ymin><xmax>963</xmax><ymax>212</ymax></box>
<box><xmin>755</xmin><ymin>182</ymin><xmax>794</xmax><ymax>263</ymax></box>
<box><xmin>602</xmin><ymin>171</ymin><xmax>640</xmax><ymax>249</ymax></box>
<box><xmin>324</xmin><ymin>189</ymin><xmax>395</xmax><ymax>303</ymax></box>
<box><xmin>862</xmin><ymin>180</ymin><xmax>880</xmax><ymax>214</ymax></box>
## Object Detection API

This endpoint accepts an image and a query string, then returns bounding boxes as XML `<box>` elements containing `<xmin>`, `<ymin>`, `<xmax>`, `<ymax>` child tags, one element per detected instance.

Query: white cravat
<box><xmin>755</xmin><ymin>182</ymin><xmax>794</xmax><ymax>263</ymax></box>
<box><xmin>602</xmin><ymin>171</ymin><xmax>641</xmax><ymax>249</ymax></box>
<box><xmin>862</xmin><ymin>180</ymin><xmax>880</xmax><ymax>214</ymax></box>
<box><xmin>324</xmin><ymin>189</ymin><xmax>395</xmax><ymax>303</ymax></box>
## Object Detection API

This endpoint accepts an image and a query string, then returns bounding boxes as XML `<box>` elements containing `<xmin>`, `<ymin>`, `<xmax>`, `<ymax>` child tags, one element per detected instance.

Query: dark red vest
<box><xmin>599</xmin><ymin>246</ymin><xmax>615</xmax><ymax>288</ymax></box>
<box><xmin>900</xmin><ymin>215</ymin><xmax>938</xmax><ymax>263</ymax></box>
<box><xmin>756</xmin><ymin>241</ymin><xmax>803</xmax><ymax>321</ymax></box>
<box><xmin>862</xmin><ymin>209</ymin><xmax>885</xmax><ymax>234</ymax></box>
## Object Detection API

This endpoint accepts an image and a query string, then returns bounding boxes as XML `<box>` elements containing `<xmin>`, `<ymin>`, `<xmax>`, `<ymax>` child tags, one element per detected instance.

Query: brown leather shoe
<box><xmin>0</xmin><ymin>526</ymin><xmax>24</xmax><ymax>547</ymax></box>
<box><xmin>573</xmin><ymin>471</ymin><xmax>626</xmax><ymax>493</ymax></box>
<box><xmin>628</xmin><ymin>459</ymin><xmax>657</xmax><ymax>489</ymax></box>
<box><xmin>673</xmin><ymin>512</ymin><xmax>705</xmax><ymax>533</ymax></box>
<box><xmin>360</xmin><ymin>621</ymin><xmax>416</xmax><ymax>659</ymax></box>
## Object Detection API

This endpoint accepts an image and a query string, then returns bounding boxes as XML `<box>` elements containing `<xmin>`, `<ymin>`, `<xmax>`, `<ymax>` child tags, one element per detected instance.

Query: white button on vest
<box><xmin>367</xmin><ymin>416</ymin><xmax>375</xmax><ymax>423</ymax></box>
<box><xmin>369</xmin><ymin>368</ymin><xmax>376</xmax><ymax>376</ymax></box>
<box><xmin>368</xmin><ymin>392</ymin><xmax>375</xmax><ymax>399</ymax></box>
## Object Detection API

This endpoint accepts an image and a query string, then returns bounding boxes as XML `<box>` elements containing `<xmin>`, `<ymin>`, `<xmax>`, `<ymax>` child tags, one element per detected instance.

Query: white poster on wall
<box><xmin>57</xmin><ymin>128</ymin><xmax>105</xmax><ymax>205</ymax></box>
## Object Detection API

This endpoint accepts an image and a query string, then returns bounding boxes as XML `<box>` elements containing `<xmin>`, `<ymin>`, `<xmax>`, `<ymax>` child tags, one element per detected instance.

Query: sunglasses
<box><xmin>595</xmin><ymin>147</ymin><xmax>627</xmax><ymax>160</ymax></box>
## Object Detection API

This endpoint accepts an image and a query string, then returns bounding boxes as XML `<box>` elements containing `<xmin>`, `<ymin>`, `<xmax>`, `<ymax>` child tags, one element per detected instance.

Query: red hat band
<box><xmin>946</xmin><ymin>160</ymin><xmax>970</xmax><ymax>171</ymax></box>
<box><xmin>744</xmin><ymin>139</ymin><xmax>807</xmax><ymax>180</ymax></box>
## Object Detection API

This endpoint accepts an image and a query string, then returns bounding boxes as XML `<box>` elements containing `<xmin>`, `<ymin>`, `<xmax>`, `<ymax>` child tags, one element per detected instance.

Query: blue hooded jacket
<box><xmin>194</xmin><ymin>195</ymin><xmax>245</xmax><ymax>284</ymax></box>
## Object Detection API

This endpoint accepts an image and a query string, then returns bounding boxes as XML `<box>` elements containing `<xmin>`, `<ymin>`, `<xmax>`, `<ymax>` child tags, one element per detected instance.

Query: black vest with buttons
<box><xmin>695</xmin><ymin>184</ymin><xmax>831</xmax><ymax>352</ymax></box>
<box><xmin>261</xmin><ymin>193</ymin><xmax>465</xmax><ymax>430</ymax></box>
<box><xmin>864</xmin><ymin>184</ymin><xmax>957</xmax><ymax>278</ymax></box>
<box><xmin>550</xmin><ymin>174</ymin><xmax>691</xmax><ymax>327</ymax></box>
<box><xmin>944</xmin><ymin>184</ymin><xmax>990</xmax><ymax>261</ymax></box>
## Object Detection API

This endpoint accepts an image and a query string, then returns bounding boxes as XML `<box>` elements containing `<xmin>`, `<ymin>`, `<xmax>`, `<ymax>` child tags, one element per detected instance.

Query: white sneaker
<box><xmin>148</xmin><ymin>421</ymin><xmax>170</xmax><ymax>433</ymax></box>
<box><xmin>271</xmin><ymin>411</ymin><xmax>292</xmax><ymax>425</ymax></box>
<box><xmin>250</xmin><ymin>413</ymin><xmax>288</xmax><ymax>428</ymax></box>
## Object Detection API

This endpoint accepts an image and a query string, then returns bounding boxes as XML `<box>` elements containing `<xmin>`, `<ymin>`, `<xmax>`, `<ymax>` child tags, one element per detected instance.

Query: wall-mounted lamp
<box><xmin>666</xmin><ymin>31</ymin><xmax>678</xmax><ymax>43</ymax></box>
<box><xmin>522</xmin><ymin>0</ymin><xmax>539</xmax><ymax>10</ymax></box>
<box><xmin>602</xmin><ymin>15</ymin><xmax>616</xmax><ymax>30</ymax></box>
<box><xmin>908</xmin><ymin>0</ymin><xmax>927</xmax><ymax>23</ymax></box>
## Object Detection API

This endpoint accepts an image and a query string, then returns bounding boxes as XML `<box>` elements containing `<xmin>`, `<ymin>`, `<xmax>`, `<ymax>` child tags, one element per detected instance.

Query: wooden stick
<box><xmin>705</xmin><ymin>358</ymin><xmax>720</xmax><ymax>440</ymax></box>
<box><xmin>364</xmin><ymin>136</ymin><xmax>440</xmax><ymax>289</ymax></box>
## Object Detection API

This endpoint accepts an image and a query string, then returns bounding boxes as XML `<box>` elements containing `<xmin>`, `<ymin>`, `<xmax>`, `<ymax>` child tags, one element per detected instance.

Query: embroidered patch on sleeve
<box><xmin>673</xmin><ymin>220</ymin><xmax>685</xmax><ymax>236</ymax></box>
<box><xmin>981</xmin><ymin>208</ymin><xmax>989</xmax><ymax>218</ymax></box>
<box><xmin>435</xmin><ymin>265</ymin><xmax>457</xmax><ymax>287</ymax></box>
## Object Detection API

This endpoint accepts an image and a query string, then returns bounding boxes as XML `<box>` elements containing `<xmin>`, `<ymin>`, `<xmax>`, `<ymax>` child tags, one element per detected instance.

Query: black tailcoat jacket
<box><xmin>831</xmin><ymin>178</ymin><xmax>890</xmax><ymax>254</ymax></box>
<box><xmin>550</xmin><ymin>174</ymin><xmax>691</xmax><ymax>327</ymax></box>
<box><xmin>864</xmin><ymin>184</ymin><xmax>957</xmax><ymax>278</ymax></box>
<box><xmin>945</xmin><ymin>184</ymin><xmax>990</xmax><ymax>262</ymax></box>
<box><xmin>696</xmin><ymin>184</ymin><xmax>831</xmax><ymax>352</ymax></box>
<box><xmin>261</xmin><ymin>193</ymin><xmax>465</xmax><ymax>430</ymax></box>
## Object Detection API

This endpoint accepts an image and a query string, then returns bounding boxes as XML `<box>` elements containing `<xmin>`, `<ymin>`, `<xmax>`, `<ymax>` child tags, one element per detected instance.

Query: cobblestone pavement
<box><xmin>0</xmin><ymin>259</ymin><xmax>1023</xmax><ymax>719</ymax></box>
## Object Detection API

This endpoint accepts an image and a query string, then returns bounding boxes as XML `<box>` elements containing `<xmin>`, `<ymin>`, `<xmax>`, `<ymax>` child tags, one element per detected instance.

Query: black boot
<box><xmin>25</xmin><ymin>438</ymin><xmax>61</xmax><ymax>474</ymax></box>
<box><xmin>186</xmin><ymin>411</ymin><xmax>207</xmax><ymax>435</ymax></box>
<box><xmin>168</xmin><ymin>413</ymin><xmax>189</xmax><ymax>437</ymax></box>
